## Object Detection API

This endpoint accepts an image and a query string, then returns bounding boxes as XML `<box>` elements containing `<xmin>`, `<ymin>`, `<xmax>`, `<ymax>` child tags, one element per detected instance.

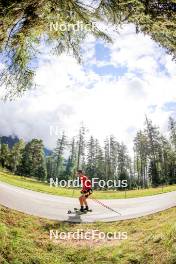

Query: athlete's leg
<box><xmin>79</xmin><ymin>195</ymin><xmax>84</xmax><ymax>211</ymax></box>
<box><xmin>83</xmin><ymin>196</ymin><xmax>88</xmax><ymax>207</ymax></box>
<box><xmin>79</xmin><ymin>195</ymin><xmax>84</xmax><ymax>206</ymax></box>
<box><xmin>79</xmin><ymin>190</ymin><xmax>92</xmax><ymax>211</ymax></box>
<box><xmin>83</xmin><ymin>192</ymin><xmax>90</xmax><ymax>210</ymax></box>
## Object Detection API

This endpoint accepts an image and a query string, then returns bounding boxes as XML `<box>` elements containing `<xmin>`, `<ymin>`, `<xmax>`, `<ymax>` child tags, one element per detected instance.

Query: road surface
<box><xmin>0</xmin><ymin>182</ymin><xmax>175</xmax><ymax>223</ymax></box>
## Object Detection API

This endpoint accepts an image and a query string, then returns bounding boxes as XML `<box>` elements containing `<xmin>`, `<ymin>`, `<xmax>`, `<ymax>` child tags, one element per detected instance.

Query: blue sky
<box><xmin>95</xmin><ymin>43</ymin><xmax>111</xmax><ymax>61</ymax></box>
<box><xmin>0</xmin><ymin>24</ymin><xmax>176</xmax><ymax>153</ymax></box>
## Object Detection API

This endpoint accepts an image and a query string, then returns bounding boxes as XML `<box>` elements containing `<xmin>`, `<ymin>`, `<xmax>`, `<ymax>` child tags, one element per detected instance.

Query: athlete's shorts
<box><xmin>81</xmin><ymin>188</ymin><xmax>93</xmax><ymax>198</ymax></box>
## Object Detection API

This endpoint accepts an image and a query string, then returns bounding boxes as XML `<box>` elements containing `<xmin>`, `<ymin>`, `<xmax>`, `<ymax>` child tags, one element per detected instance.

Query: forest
<box><xmin>1</xmin><ymin>116</ymin><xmax>176</xmax><ymax>189</ymax></box>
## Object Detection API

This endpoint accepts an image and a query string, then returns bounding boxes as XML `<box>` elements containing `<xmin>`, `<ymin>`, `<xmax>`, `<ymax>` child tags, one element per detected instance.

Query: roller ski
<box><xmin>67</xmin><ymin>207</ymin><xmax>92</xmax><ymax>215</ymax></box>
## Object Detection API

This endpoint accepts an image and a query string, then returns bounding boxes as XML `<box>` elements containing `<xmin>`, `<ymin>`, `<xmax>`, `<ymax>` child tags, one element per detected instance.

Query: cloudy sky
<box><xmin>0</xmin><ymin>23</ymin><xmax>176</xmax><ymax>153</ymax></box>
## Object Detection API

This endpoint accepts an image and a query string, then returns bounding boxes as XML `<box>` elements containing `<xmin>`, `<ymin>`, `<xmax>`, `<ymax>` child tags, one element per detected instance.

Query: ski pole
<box><xmin>71</xmin><ymin>169</ymin><xmax>76</xmax><ymax>197</ymax></box>
<box><xmin>90</xmin><ymin>197</ymin><xmax>121</xmax><ymax>215</ymax></box>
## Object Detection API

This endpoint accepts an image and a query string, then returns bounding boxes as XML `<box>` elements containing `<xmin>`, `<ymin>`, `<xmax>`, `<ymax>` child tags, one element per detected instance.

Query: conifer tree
<box><xmin>18</xmin><ymin>139</ymin><xmax>46</xmax><ymax>180</ymax></box>
<box><xmin>145</xmin><ymin>117</ymin><xmax>161</xmax><ymax>186</ymax></box>
<box><xmin>9</xmin><ymin>139</ymin><xmax>25</xmax><ymax>173</ymax></box>
<box><xmin>0</xmin><ymin>143</ymin><xmax>10</xmax><ymax>168</ymax></box>
<box><xmin>76</xmin><ymin>125</ymin><xmax>86</xmax><ymax>171</ymax></box>
<box><xmin>53</xmin><ymin>132</ymin><xmax>67</xmax><ymax>179</ymax></box>
<box><xmin>65</xmin><ymin>137</ymin><xmax>77</xmax><ymax>179</ymax></box>
<box><xmin>86</xmin><ymin>136</ymin><xmax>96</xmax><ymax>179</ymax></box>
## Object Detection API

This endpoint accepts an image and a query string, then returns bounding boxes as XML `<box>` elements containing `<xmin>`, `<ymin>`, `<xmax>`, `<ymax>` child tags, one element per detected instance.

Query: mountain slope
<box><xmin>0</xmin><ymin>135</ymin><xmax>52</xmax><ymax>156</ymax></box>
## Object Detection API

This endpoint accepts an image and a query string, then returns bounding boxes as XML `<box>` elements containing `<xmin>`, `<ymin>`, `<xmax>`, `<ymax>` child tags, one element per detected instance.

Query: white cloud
<box><xmin>0</xmin><ymin>24</ymin><xmax>176</xmax><ymax>155</ymax></box>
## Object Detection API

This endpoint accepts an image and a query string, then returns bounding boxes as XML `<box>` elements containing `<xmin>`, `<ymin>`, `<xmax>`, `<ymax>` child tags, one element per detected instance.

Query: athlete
<box><xmin>77</xmin><ymin>170</ymin><xmax>92</xmax><ymax>212</ymax></box>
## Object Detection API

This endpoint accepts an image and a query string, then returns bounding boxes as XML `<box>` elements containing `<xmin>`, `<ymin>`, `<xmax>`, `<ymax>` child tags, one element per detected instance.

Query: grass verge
<box><xmin>0</xmin><ymin>205</ymin><xmax>176</xmax><ymax>264</ymax></box>
<box><xmin>0</xmin><ymin>169</ymin><xmax>176</xmax><ymax>199</ymax></box>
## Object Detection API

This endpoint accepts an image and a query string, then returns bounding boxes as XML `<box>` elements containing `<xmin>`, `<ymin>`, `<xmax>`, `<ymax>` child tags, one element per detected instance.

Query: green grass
<box><xmin>0</xmin><ymin>169</ymin><xmax>176</xmax><ymax>199</ymax></box>
<box><xmin>0</xmin><ymin>205</ymin><xmax>176</xmax><ymax>264</ymax></box>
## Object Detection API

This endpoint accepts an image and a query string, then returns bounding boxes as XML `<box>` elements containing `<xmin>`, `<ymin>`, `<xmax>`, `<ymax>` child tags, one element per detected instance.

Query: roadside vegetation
<box><xmin>0</xmin><ymin>205</ymin><xmax>176</xmax><ymax>264</ymax></box>
<box><xmin>0</xmin><ymin>169</ymin><xmax>176</xmax><ymax>199</ymax></box>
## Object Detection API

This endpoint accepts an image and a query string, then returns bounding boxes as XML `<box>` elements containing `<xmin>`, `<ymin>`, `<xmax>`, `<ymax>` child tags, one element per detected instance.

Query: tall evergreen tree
<box><xmin>53</xmin><ymin>132</ymin><xmax>67</xmax><ymax>179</ymax></box>
<box><xmin>86</xmin><ymin>136</ymin><xmax>96</xmax><ymax>179</ymax></box>
<box><xmin>9</xmin><ymin>139</ymin><xmax>25</xmax><ymax>173</ymax></box>
<box><xmin>104</xmin><ymin>137</ymin><xmax>111</xmax><ymax>181</ymax></box>
<box><xmin>76</xmin><ymin>125</ymin><xmax>86</xmax><ymax>171</ymax></box>
<box><xmin>134</xmin><ymin>130</ymin><xmax>149</xmax><ymax>188</ymax></box>
<box><xmin>159</xmin><ymin>135</ymin><xmax>175</xmax><ymax>184</ymax></box>
<box><xmin>169</xmin><ymin>116</ymin><xmax>176</xmax><ymax>150</ymax></box>
<box><xmin>0</xmin><ymin>143</ymin><xmax>10</xmax><ymax>168</ymax></box>
<box><xmin>46</xmin><ymin>156</ymin><xmax>55</xmax><ymax>181</ymax></box>
<box><xmin>94</xmin><ymin>139</ymin><xmax>105</xmax><ymax>180</ymax></box>
<box><xmin>145</xmin><ymin>117</ymin><xmax>161</xmax><ymax>186</ymax></box>
<box><xmin>109</xmin><ymin>135</ymin><xmax>120</xmax><ymax>180</ymax></box>
<box><xmin>168</xmin><ymin>116</ymin><xmax>176</xmax><ymax>183</ymax></box>
<box><xmin>18</xmin><ymin>139</ymin><xmax>46</xmax><ymax>180</ymax></box>
<box><xmin>117</xmin><ymin>143</ymin><xmax>130</xmax><ymax>183</ymax></box>
<box><xmin>65</xmin><ymin>137</ymin><xmax>77</xmax><ymax>179</ymax></box>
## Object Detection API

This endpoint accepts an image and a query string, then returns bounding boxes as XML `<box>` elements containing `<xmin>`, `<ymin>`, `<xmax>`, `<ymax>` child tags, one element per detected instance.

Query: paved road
<box><xmin>0</xmin><ymin>182</ymin><xmax>176</xmax><ymax>223</ymax></box>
